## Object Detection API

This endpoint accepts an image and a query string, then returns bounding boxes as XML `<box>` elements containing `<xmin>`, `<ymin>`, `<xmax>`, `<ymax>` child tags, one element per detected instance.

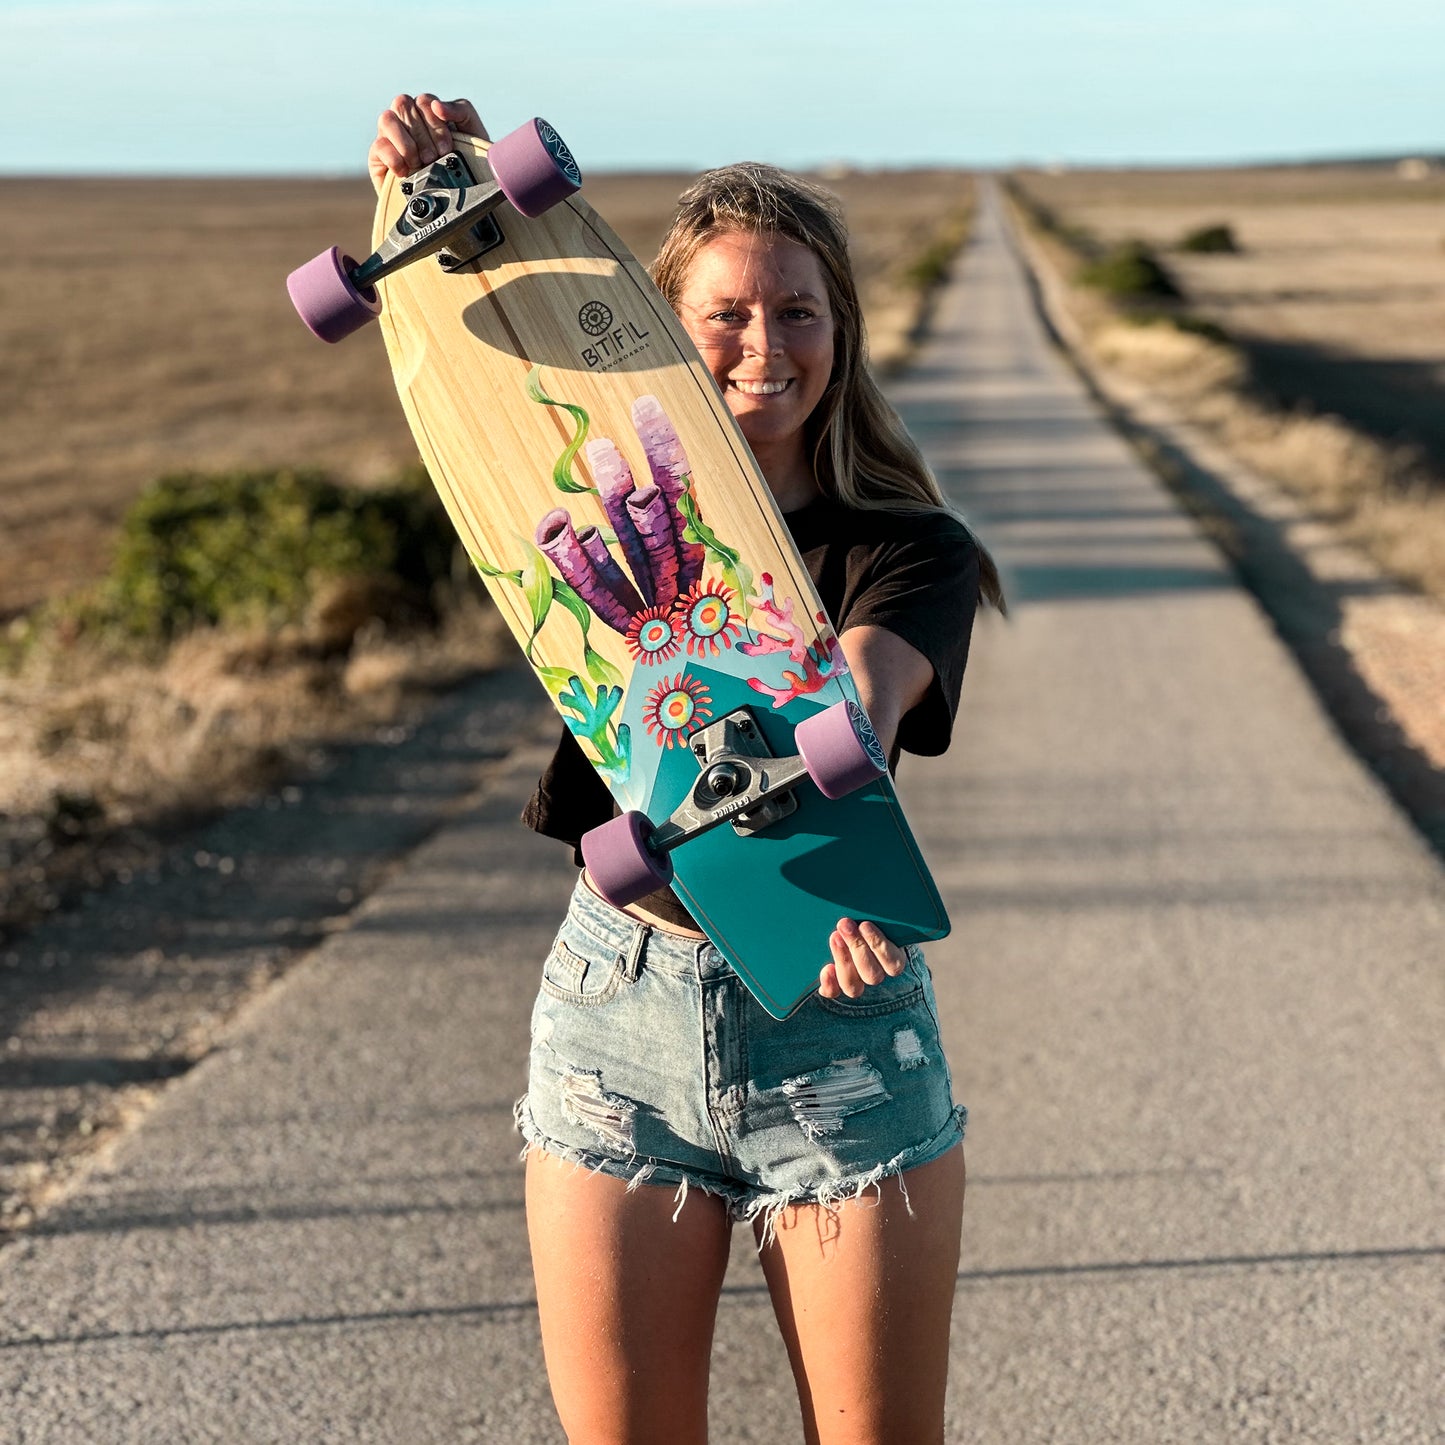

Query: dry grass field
<box><xmin>1015</xmin><ymin>163</ymin><xmax>1445</xmax><ymax>469</ymax></box>
<box><xmin>1010</xmin><ymin>163</ymin><xmax>1445</xmax><ymax>601</ymax></box>
<box><xmin>0</xmin><ymin>167</ymin><xmax>972</xmax><ymax>936</ymax></box>
<box><xmin>0</xmin><ymin>168</ymin><xmax>971</xmax><ymax>618</ymax></box>
<box><xmin>1007</xmin><ymin>162</ymin><xmax>1445</xmax><ymax>772</ymax></box>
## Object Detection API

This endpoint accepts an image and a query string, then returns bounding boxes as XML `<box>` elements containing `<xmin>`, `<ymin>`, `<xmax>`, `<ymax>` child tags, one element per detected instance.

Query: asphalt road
<box><xmin>1</xmin><ymin>184</ymin><xmax>1441</xmax><ymax>1443</ymax></box>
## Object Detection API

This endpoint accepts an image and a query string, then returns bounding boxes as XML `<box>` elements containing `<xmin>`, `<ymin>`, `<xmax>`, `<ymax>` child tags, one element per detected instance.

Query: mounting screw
<box><xmin>400</xmin><ymin>181</ymin><xmax>413</xmax><ymax>196</ymax></box>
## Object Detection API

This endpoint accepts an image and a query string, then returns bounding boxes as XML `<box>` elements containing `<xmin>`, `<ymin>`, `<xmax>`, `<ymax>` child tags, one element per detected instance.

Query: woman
<box><xmin>372</xmin><ymin>93</ymin><xmax>1005</xmax><ymax>1445</ymax></box>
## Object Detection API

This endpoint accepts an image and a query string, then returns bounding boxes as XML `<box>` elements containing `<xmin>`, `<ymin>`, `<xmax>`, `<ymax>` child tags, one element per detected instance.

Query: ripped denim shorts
<box><xmin>513</xmin><ymin>875</ymin><xmax>966</xmax><ymax>1242</ymax></box>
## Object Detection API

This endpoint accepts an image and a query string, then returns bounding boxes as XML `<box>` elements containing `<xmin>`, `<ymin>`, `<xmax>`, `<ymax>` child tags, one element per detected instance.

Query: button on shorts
<box><xmin>514</xmin><ymin>875</ymin><xmax>966</xmax><ymax>1239</ymax></box>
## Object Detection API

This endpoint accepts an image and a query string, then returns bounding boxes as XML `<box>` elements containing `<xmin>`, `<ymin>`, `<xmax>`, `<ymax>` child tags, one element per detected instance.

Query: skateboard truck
<box><xmin>582</xmin><ymin>700</ymin><xmax>889</xmax><ymax>908</ymax></box>
<box><xmin>351</xmin><ymin>151</ymin><xmax>506</xmax><ymax>292</ymax></box>
<box><xmin>287</xmin><ymin>117</ymin><xmax>582</xmax><ymax>343</ymax></box>
<box><xmin>651</xmin><ymin>710</ymin><xmax>805</xmax><ymax>853</ymax></box>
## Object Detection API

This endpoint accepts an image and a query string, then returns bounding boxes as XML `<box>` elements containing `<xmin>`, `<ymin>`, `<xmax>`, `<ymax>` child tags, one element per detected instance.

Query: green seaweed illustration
<box><xmin>526</xmin><ymin>364</ymin><xmax>596</xmax><ymax>495</ymax></box>
<box><xmin>472</xmin><ymin>542</ymin><xmax>623</xmax><ymax>691</ymax></box>
<box><xmin>676</xmin><ymin>482</ymin><xmax>754</xmax><ymax>621</ymax></box>
<box><xmin>471</xmin><ymin>542</ymin><xmax>630</xmax><ymax>780</ymax></box>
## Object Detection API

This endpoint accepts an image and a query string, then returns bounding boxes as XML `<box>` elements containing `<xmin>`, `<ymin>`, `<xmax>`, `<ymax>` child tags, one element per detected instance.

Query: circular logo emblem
<box><xmin>578</xmin><ymin>300</ymin><xmax>613</xmax><ymax>337</ymax></box>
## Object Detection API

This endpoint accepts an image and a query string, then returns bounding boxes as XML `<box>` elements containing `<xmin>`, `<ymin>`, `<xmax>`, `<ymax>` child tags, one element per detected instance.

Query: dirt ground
<box><xmin>0</xmin><ymin>168</ymin><xmax>971</xmax><ymax>618</ymax></box>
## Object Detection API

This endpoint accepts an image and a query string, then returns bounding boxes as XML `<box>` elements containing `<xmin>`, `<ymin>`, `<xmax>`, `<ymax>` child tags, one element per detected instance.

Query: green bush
<box><xmin>1178</xmin><ymin>222</ymin><xmax>1239</xmax><ymax>254</ymax></box>
<box><xmin>1076</xmin><ymin>241</ymin><xmax>1181</xmax><ymax>300</ymax></box>
<box><xmin>1128</xmin><ymin>310</ymin><xmax>1233</xmax><ymax>345</ymax></box>
<box><xmin>1171</xmin><ymin>312</ymin><xmax>1231</xmax><ymax>344</ymax></box>
<box><xmin>902</xmin><ymin>233</ymin><xmax>960</xmax><ymax>291</ymax></box>
<box><xmin>74</xmin><ymin>466</ymin><xmax>455</xmax><ymax>642</ymax></box>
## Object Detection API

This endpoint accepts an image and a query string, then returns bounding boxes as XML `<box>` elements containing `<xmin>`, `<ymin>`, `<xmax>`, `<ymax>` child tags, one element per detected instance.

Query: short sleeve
<box><xmin>841</xmin><ymin>517</ymin><xmax>981</xmax><ymax>756</ymax></box>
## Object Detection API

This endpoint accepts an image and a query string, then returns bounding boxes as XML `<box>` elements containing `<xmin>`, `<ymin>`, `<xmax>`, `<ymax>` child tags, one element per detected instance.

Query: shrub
<box><xmin>68</xmin><ymin>466</ymin><xmax>456</xmax><ymax>643</ymax></box>
<box><xmin>1076</xmin><ymin>241</ymin><xmax>1181</xmax><ymax>300</ymax></box>
<box><xmin>1171</xmin><ymin>312</ymin><xmax>1231</xmax><ymax>344</ymax></box>
<box><xmin>1178</xmin><ymin>222</ymin><xmax>1240</xmax><ymax>254</ymax></box>
<box><xmin>901</xmin><ymin>238</ymin><xmax>952</xmax><ymax>290</ymax></box>
<box><xmin>901</xmin><ymin>212</ymin><xmax>973</xmax><ymax>291</ymax></box>
<box><xmin>1125</xmin><ymin>310</ymin><xmax>1232</xmax><ymax>344</ymax></box>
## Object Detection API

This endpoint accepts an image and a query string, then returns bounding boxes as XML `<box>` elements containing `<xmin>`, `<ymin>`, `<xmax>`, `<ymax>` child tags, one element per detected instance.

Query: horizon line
<box><xmin>1</xmin><ymin>146</ymin><xmax>1442</xmax><ymax>184</ymax></box>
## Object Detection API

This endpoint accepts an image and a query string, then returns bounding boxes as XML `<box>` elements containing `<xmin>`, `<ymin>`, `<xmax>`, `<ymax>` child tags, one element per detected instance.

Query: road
<box><xmin>2</xmin><ymin>184</ymin><xmax>1441</xmax><ymax>1443</ymax></box>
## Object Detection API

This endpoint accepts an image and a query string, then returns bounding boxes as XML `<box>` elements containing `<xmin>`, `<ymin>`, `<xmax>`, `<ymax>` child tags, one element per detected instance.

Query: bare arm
<box><xmin>838</xmin><ymin>624</ymin><xmax>933</xmax><ymax>758</ymax></box>
<box><xmin>818</xmin><ymin>625</ymin><xmax>936</xmax><ymax>1000</ymax></box>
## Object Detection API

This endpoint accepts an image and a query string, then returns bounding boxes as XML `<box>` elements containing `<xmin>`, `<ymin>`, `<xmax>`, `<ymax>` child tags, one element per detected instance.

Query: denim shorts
<box><xmin>513</xmin><ymin>875</ymin><xmax>966</xmax><ymax>1240</ymax></box>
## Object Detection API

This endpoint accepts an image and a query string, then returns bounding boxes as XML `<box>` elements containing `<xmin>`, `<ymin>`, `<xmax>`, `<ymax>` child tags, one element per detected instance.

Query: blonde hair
<box><xmin>651</xmin><ymin>162</ymin><xmax>1005</xmax><ymax>613</ymax></box>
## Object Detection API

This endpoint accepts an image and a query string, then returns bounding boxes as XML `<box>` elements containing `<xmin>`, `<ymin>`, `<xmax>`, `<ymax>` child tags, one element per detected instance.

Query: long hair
<box><xmin>651</xmin><ymin>162</ymin><xmax>1005</xmax><ymax>613</ymax></box>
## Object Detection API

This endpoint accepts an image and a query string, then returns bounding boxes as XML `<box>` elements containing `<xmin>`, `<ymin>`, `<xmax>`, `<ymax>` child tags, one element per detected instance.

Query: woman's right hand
<box><xmin>368</xmin><ymin>93</ymin><xmax>490</xmax><ymax>193</ymax></box>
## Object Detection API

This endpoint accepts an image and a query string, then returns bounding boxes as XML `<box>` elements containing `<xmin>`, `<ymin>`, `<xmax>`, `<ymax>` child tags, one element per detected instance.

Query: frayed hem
<box><xmin>512</xmin><ymin>1094</ymin><xmax>745</xmax><ymax>1222</ymax></box>
<box><xmin>510</xmin><ymin>1095</ymin><xmax>967</xmax><ymax>1247</ymax></box>
<box><xmin>742</xmin><ymin>1106</ymin><xmax>967</xmax><ymax>1251</ymax></box>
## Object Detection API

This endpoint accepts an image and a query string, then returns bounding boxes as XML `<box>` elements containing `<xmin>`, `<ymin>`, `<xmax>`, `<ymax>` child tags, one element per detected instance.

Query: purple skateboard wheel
<box><xmin>794</xmin><ymin>701</ymin><xmax>888</xmax><ymax>800</ymax></box>
<box><xmin>286</xmin><ymin>247</ymin><xmax>381</xmax><ymax>343</ymax></box>
<box><xmin>487</xmin><ymin>117</ymin><xmax>582</xmax><ymax>218</ymax></box>
<box><xmin>582</xmin><ymin>811</ymin><xmax>674</xmax><ymax>907</ymax></box>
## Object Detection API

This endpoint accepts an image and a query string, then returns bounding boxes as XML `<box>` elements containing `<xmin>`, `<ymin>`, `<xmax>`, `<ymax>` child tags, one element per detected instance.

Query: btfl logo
<box><xmin>577</xmin><ymin>298</ymin><xmax>650</xmax><ymax>369</ymax></box>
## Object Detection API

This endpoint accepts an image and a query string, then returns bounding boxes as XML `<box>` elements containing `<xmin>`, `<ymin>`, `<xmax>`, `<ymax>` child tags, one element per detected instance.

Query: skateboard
<box><xmin>287</xmin><ymin>119</ymin><xmax>948</xmax><ymax>1018</ymax></box>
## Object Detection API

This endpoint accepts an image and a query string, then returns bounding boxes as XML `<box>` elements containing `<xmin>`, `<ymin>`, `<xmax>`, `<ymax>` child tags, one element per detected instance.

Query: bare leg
<box><xmin>755</xmin><ymin>1145</ymin><xmax>965</xmax><ymax>1445</ymax></box>
<box><xmin>525</xmin><ymin>1148</ymin><xmax>734</xmax><ymax>1444</ymax></box>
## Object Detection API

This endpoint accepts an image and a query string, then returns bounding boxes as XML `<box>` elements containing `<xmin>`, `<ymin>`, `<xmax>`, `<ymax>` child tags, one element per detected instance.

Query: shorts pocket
<box><xmin>540</xmin><ymin>934</ymin><xmax>626</xmax><ymax>1006</ymax></box>
<box><xmin>815</xmin><ymin>945</ymin><xmax>925</xmax><ymax>1018</ymax></box>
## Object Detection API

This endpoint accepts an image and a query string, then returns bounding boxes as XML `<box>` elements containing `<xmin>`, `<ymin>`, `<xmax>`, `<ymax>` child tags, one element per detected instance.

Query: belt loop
<box><xmin>623</xmin><ymin>921</ymin><xmax>650</xmax><ymax>981</ymax></box>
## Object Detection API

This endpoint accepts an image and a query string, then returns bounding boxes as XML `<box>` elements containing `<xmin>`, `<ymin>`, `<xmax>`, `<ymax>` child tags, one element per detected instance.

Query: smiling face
<box><xmin>673</xmin><ymin>230</ymin><xmax>836</xmax><ymax>490</ymax></box>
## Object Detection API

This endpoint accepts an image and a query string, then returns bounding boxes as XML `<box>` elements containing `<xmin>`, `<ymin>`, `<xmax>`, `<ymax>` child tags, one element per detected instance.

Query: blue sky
<box><xmin>1</xmin><ymin>0</ymin><xmax>1441</xmax><ymax>174</ymax></box>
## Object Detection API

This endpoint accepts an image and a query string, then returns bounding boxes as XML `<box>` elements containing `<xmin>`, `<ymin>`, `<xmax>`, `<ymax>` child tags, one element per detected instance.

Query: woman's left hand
<box><xmin>819</xmin><ymin>918</ymin><xmax>908</xmax><ymax>999</ymax></box>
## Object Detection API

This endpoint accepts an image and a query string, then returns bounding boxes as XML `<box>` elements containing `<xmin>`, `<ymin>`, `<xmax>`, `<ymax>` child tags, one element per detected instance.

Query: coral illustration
<box><xmin>556</xmin><ymin>674</ymin><xmax>632</xmax><ymax>782</ymax></box>
<box><xmin>741</xmin><ymin>574</ymin><xmax>845</xmax><ymax>707</ymax></box>
<box><xmin>528</xmin><ymin>372</ymin><xmax>749</xmax><ymax>638</ymax></box>
<box><xmin>536</xmin><ymin>508</ymin><xmax>642</xmax><ymax>632</ymax></box>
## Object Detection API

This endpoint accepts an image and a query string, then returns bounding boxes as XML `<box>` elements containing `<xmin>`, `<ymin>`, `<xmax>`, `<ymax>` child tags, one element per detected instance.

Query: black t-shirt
<box><xmin>521</xmin><ymin>494</ymin><xmax>982</xmax><ymax>929</ymax></box>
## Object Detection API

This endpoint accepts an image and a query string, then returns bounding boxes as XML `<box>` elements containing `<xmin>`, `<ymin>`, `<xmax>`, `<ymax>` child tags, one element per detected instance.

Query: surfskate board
<box><xmin>287</xmin><ymin>118</ymin><xmax>948</xmax><ymax>1018</ymax></box>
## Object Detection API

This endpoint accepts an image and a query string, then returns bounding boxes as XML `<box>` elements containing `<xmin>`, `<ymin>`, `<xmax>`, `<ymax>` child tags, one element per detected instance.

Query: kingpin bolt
<box><xmin>706</xmin><ymin>762</ymin><xmax>747</xmax><ymax>797</ymax></box>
